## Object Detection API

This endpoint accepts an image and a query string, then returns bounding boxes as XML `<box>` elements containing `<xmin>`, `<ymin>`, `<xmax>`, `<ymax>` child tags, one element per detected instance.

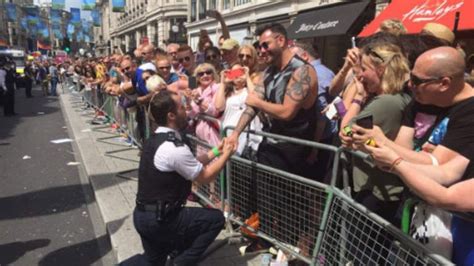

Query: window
<box><xmin>235</xmin><ymin>0</ymin><xmax>250</xmax><ymax>6</ymax></box>
<box><xmin>223</xmin><ymin>0</ymin><xmax>230</xmax><ymax>9</ymax></box>
<box><xmin>191</xmin><ymin>0</ymin><xmax>197</xmax><ymax>22</ymax></box>
<box><xmin>198</xmin><ymin>0</ymin><xmax>207</xmax><ymax>20</ymax></box>
<box><xmin>209</xmin><ymin>0</ymin><xmax>217</xmax><ymax>10</ymax></box>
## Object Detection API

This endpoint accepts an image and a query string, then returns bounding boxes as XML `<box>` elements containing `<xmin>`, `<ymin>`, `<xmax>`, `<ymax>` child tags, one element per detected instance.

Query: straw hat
<box><xmin>421</xmin><ymin>23</ymin><xmax>455</xmax><ymax>45</ymax></box>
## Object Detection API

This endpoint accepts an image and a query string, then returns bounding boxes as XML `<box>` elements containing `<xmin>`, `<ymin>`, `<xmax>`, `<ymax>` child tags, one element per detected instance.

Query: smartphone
<box><xmin>188</xmin><ymin>76</ymin><xmax>197</xmax><ymax>89</ymax></box>
<box><xmin>225</xmin><ymin>68</ymin><xmax>245</xmax><ymax>80</ymax></box>
<box><xmin>356</xmin><ymin>114</ymin><xmax>373</xmax><ymax>129</ymax></box>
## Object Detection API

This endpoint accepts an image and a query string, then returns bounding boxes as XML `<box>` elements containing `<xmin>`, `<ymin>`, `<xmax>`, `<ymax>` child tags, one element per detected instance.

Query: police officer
<box><xmin>0</xmin><ymin>57</ymin><xmax>17</xmax><ymax>116</ymax></box>
<box><xmin>134</xmin><ymin>90</ymin><xmax>234</xmax><ymax>266</ymax></box>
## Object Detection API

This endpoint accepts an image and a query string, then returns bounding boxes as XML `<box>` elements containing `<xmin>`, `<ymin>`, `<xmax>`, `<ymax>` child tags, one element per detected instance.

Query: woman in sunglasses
<box><xmin>237</xmin><ymin>44</ymin><xmax>263</xmax><ymax>85</ymax></box>
<box><xmin>185</xmin><ymin>63</ymin><xmax>221</xmax><ymax>148</ymax></box>
<box><xmin>339</xmin><ymin>42</ymin><xmax>411</xmax><ymax>229</ymax></box>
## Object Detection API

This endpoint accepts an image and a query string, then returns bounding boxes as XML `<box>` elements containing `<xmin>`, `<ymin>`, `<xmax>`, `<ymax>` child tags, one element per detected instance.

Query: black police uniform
<box><xmin>133</xmin><ymin>131</ymin><xmax>224</xmax><ymax>266</ymax></box>
<box><xmin>3</xmin><ymin>65</ymin><xmax>16</xmax><ymax>116</ymax></box>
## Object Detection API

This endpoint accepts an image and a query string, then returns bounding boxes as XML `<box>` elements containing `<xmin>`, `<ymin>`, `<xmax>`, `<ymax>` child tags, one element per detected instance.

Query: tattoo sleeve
<box><xmin>285</xmin><ymin>65</ymin><xmax>312</xmax><ymax>102</ymax></box>
<box><xmin>234</xmin><ymin>84</ymin><xmax>264</xmax><ymax>135</ymax></box>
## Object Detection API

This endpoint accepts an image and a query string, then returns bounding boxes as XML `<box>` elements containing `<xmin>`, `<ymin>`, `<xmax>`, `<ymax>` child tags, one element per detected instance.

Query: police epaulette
<box><xmin>167</xmin><ymin>131</ymin><xmax>184</xmax><ymax>147</ymax></box>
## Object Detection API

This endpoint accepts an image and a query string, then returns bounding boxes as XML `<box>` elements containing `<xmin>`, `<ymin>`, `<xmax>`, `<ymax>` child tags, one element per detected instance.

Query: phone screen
<box><xmin>188</xmin><ymin>76</ymin><xmax>197</xmax><ymax>89</ymax></box>
<box><xmin>225</xmin><ymin>68</ymin><xmax>245</xmax><ymax>80</ymax></box>
<box><xmin>356</xmin><ymin>114</ymin><xmax>373</xmax><ymax>129</ymax></box>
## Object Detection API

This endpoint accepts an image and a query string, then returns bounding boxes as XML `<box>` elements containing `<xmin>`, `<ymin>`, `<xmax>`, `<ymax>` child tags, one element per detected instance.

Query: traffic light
<box><xmin>62</xmin><ymin>37</ymin><xmax>71</xmax><ymax>53</ymax></box>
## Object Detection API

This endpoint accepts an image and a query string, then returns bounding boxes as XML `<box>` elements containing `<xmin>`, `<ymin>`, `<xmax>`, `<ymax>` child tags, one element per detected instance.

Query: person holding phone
<box><xmin>185</xmin><ymin>63</ymin><xmax>221</xmax><ymax>148</ymax></box>
<box><xmin>215</xmin><ymin>65</ymin><xmax>263</xmax><ymax>155</ymax></box>
<box><xmin>339</xmin><ymin>42</ymin><xmax>411</xmax><ymax>227</ymax></box>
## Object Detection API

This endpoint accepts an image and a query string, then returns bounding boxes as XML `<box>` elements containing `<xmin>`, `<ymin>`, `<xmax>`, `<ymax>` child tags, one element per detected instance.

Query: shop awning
<box><xmin>287</xmin><ymin>1</ymin><xmax>371</xmax><ymax>39</ymax></box>
<box><xmin>359</xmin><ymin>0</ymin><xmax>474</xmax><ymax>37</ymax></box>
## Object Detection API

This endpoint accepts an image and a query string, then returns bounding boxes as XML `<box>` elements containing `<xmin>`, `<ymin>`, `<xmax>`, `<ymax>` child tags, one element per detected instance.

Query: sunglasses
<box><xmin>239</xmin><ymin>54</ymin><xmax>252</xmax><ymax>60</ymax></box>
<box><xmin>178</xmin><ymin>56</ymin><xmax>192</xmax><ymax>63</ymax></box>
<box><xmin>196</xmin><ymin>70</ymin><xmax>213</xmax><ymax>77</ymax></box>
<box><xmin>258</xmin><ymin>42</ymin><xmax>270</xmax><ymax>51</ymax></box>
<box><xmin>121</xmin><ymin>66</ymin><xmax>131</xmax><ymax>72</ymax></box>
<box><xmin>206</xmin><ymin>54</ymin><xmax>219</xmax><ymax>60</ymax></box>
<box><xmin>409</xmin><ymin>73</ymin><xmax>445</xmax><ymax>87</ymax></box>
<box><xmin>367</xmin><ymin>48</ymin><xmax>385</xmax><ymax>63</ymax></box>
<box><xmin>158</xmin><ymin>65</ymin><xmax>171</xmax><ymax>70</ymax></box>
<box><xmin>257</xmin><ymin>34</ymin><xmax>282</xmax><ymax>51</ymax></box>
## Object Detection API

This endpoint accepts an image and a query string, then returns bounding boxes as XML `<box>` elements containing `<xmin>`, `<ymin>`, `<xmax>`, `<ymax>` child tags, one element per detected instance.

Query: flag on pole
<box><xmin>6</xmin><ymin>3</ymin><xmax>17</xmax><ymax>22</ymax></box>
<box><xmin>52</xmin><ymin>0</ymin><xmax>65</xmax><ymax>10</ymax></box>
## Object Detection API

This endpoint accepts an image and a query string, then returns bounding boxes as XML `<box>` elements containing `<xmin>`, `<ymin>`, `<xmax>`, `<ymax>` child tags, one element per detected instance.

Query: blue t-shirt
<box><xmin>167</xmin><ymin>72</ymin><xmax>179</xmax><ymax>84</ymax></box>
<box><xmin>452</xmin><ymin>215</ymin><xmax>474</xmax><ymax>265</ymax></box>
<box><xmin>311</xmin><ymin>59</ymin><xmax>336</xmax><ymax>139</ymax></box>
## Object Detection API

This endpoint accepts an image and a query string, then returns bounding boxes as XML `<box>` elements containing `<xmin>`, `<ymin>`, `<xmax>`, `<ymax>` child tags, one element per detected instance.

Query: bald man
<box><xmin>141</xmin><ymin>44</ymin><xmax>155</xmax><ymax>63</ymax></box>
<box><xmin>354</xmin><ymin>47</ymin><xmax>474</xmax><ymax>265</ymax></box>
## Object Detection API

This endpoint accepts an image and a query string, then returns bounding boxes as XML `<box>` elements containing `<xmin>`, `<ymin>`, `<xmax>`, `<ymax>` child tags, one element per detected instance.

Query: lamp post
<box><xmin>171</xmin><ymin>24</ymin><xmax>179</xmax><ymax>43</ymax></box>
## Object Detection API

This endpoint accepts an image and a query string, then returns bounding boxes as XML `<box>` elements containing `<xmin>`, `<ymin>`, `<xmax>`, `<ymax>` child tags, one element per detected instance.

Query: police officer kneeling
<box><xmin>134</xmin><ymin>90</ymin><xmax>235</xmax><ymax>266</ymax></box>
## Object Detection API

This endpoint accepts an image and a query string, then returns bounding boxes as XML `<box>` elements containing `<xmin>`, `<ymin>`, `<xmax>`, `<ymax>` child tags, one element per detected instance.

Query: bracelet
<box><xmin>212</xmin><ymin>147</ymin><xmax>220</xmax><ymax>157</ymax></box>
<box><xmin>351</xmin><ymin>99</ymin><xmax>363</xmax><ymax>106</ymax></box>
<box><xmin>428</xmin><ymin>153</ymin><xmax>439</xmax><ymax>166</ymax></box>
<box><xmin>389</xmin><ymin>156</ymin><xmax>403</xmax><ymax>172</ymax></box>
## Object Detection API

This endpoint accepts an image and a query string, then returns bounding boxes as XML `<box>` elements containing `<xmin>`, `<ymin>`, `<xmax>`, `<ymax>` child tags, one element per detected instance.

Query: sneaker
<box><xmin>239</xmin><ymin>239</ymin><xmax>272</xmax><ymax>255</ymax></box>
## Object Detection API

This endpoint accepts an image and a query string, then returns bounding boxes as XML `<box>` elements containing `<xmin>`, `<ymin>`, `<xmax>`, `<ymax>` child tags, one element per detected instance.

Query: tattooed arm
<box><xmin>245</xmin><ymin>64</ymin><xmax>317</xmax><ymax>121</ymax></box>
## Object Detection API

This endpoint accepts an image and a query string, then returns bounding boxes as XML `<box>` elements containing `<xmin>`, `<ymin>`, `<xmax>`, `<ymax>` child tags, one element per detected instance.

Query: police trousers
<box><xmin>133</xmin><ymin>207</ymin><xmax>225</xmax><ymax>266</ymax></box>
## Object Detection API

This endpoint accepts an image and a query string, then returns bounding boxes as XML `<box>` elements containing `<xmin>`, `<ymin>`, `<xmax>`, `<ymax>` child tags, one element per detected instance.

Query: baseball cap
<box><xmin>220</xmin><ymin>38</ymin><xmax>240</xmax><ymax>50</ymax></box>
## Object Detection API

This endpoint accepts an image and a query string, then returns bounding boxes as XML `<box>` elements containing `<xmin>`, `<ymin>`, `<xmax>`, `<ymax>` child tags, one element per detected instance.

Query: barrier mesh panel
<box><xmin>187</xmin><ymin>136</ymin><xmax>223</xmax><ymax>210</ymax></box>
<box><xmin>229</xmin><ymin>159</ymin><xmax>329</xmax><ymax>258</ymax></box>
<box><xmin>318</xmin><ymin>195</ymin><xmax>443</xmax><ymax>265</ymax></box>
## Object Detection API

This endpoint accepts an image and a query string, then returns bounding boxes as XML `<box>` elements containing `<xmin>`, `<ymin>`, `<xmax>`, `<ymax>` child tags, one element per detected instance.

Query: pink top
<box><xmin>187</xmin><ymin>82</ymin><xmax>221</xmax><ymax>147</ymax></box>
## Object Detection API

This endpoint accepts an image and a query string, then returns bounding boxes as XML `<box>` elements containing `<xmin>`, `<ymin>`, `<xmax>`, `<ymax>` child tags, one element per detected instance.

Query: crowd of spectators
<box><xmin>61</xmin><ymin>14</ymin><xmax>474</xmax><ymax>265</ymax></box>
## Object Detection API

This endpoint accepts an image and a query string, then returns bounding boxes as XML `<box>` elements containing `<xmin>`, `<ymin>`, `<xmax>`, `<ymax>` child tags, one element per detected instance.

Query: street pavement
<box><xmin>0</xmin><ymin>84</ymin><xmax>115</xmax><ymax>266</ymax></box>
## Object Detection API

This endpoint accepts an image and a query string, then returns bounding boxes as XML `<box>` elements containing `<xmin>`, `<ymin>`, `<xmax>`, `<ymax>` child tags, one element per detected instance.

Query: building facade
<box><xmin>0</xmin><ymin>0</ymin><xmax>35</xmax><ymax>50</ymax></box>
<box><xmin>185</xmin><ymin>0</ymin><xmax>354</xmax><ymax>51</ymax></box>
<box><xmin>95</xmin><ymin>0</ymin><xmax>188</xmax><ymax>55</ymax></box>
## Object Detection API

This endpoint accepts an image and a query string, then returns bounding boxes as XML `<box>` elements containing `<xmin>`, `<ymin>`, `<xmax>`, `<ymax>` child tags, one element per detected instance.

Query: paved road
<box><xmin>0</xmin><ymin>85</ymin><xmax>115</xmax><ymax>266</ymax></box>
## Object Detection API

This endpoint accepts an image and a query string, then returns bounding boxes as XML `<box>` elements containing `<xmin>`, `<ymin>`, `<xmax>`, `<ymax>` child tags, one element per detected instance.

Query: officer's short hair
<box><xmin>149</xmin><ymin>90</ymin><xmax>178</xmax><ymax>126</ymax></box>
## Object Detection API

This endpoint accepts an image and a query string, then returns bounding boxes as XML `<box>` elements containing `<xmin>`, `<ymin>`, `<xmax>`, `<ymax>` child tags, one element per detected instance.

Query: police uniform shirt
<box><xmin>153</xmin><ymin>127</ymin><xmax>203</xmax><ymax>180</ymax></box>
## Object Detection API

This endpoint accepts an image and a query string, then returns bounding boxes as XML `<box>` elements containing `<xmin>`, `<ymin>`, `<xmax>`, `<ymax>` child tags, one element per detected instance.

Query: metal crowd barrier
<box><xmin>186</xmin><ymin>114</ymin><xmax>225</xmax><ymax>211</ymax></box>
<box><xmin>70</xmin><ymin>84</ymin><xmax>454</xmax><ymax>265</ymax></box>
<box><xmin>219</xmin><ymin>127</ymin><xmax>452</xmax><ymax>265</ymax></box>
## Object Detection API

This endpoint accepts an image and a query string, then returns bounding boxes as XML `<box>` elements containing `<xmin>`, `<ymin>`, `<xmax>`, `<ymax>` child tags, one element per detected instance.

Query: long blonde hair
<box><xmin>238</xmin><ymin>44</ymin><xmax>258</xmax><ymax>75</ymax></box>
<box><xmin>363</xmin><ymin>43</ymin><xmax>409</xmax><ymax>95</ymax></box>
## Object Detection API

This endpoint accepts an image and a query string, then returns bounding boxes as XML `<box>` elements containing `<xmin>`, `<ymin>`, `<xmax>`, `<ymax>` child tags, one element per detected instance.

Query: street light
<box><xmin>171</xmin><ymin>24</ymin><xmax>179</xmax><ymax>43</ymax></box>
